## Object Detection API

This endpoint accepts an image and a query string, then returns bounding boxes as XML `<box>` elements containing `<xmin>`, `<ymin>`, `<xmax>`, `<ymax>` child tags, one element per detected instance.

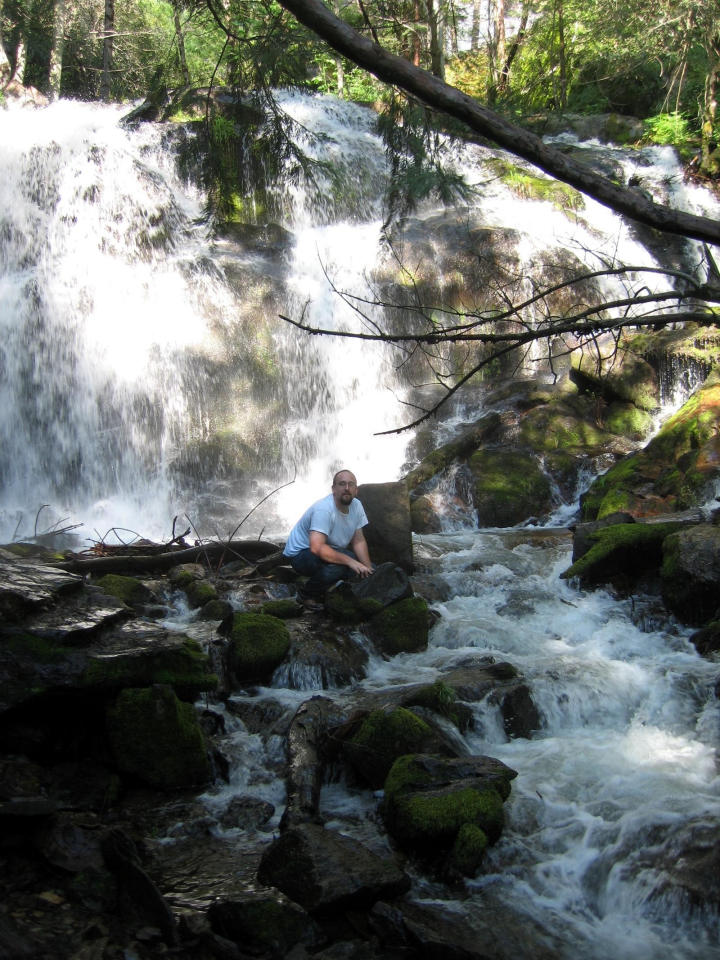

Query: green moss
<box><xmin>185</xmin><ymin>580</ymin><xmax>218</xmax><ymax>609</ymax></box>
<box><xmin>106</xmin><ymin>685</ymin><xmax>212</xmax><ymax>789</ymax></box>
<box><xmin>347</xmin><ymin>709</ymin><xmax>433</xmax><ymax>787</ymax></box>
<box><xmin>561</xmin><ymin>521</ymin><xmax>685</xmax><ymax>582</ymax></box>
<box><xmin>499</xmin><ymin>165</ymin><xmax>584</xmax><ymax>212</ymax></box>
<box><xmin>4</xmin><ymin>632</ymin><xmax>70</xmax><ymax>663</ymax></box>
<box><xmin>387</xmin><ymin>782</ymin><xmax>504</xmax><ymax>845</ymax></box>
<box><xmin>369</xmin><ymin>597</ymin><xmax>429</xmax><ymax>655</ymax></box>
<box><xmin>325</xmin><ymin>589</ymin><xmax>383</xmax><ymax>624</ymax></box>
<box><xmin>470</xmin><ymin>449</ymin><xmax>552</xmax><ymax>526</ymax></box>
<box><xmin>402</xmin><ymin>680</ymin><xmax>471</xmax><ymax>732</ymax></box>
<box><xmin>604</xmin><ymin>403</ymin><xmax>653</xmax><ymax>440</ymax></box>
<box><xmin>229</xmin><ymin>613</ymin><xmax>291</xmax><ymax>683</ymax></box>
<box><xmin>95</xmin><ymin>574</ymin><xmax>150</xmax><ymax>606</ymax></box>
<box><xmin>82</xmin><ymin>637</ymin><xmax>217</xmax><ymax>700</ymax></box>
<box><xmin>450</xmin><ymin>822</ymin><xmax>489</xmax><ymax>876</ymax></box>
<box><xmin>261</xmin><ymin>599</ymin><xmax>303</xmax><ymax>619</ymax></box>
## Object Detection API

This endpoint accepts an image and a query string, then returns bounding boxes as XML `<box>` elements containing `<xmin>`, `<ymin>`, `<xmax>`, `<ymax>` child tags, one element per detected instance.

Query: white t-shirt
<box><xmin>283</xmin><ymin>494</ymin><xmax>368</xmax><ymax>557</ymax></box>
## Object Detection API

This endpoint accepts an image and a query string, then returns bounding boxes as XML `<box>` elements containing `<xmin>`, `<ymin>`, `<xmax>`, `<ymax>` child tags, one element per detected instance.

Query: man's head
<box><xmin>332</xmin><ymin>469</ymin><xmax>358</xmax><ymax>510</ymax></box>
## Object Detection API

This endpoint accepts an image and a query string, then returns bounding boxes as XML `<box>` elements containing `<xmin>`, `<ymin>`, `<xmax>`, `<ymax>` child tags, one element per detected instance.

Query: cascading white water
<box><xmin>2</xmin><ymin>93</ymin><xmax>716</xmax><ymax>544</ymax></box>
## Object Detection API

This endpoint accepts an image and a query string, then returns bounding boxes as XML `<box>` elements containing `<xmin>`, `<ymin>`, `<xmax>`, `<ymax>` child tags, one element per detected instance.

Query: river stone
<box><xmin>324</xmin><ymin>562</ymin><xmax>413</xmax><ymax>623</ymax></box>
<box><xmin>207</xmin><ymin>894</ymin><xmax>319</xmax><ymax>956</ymax></box>
<box><xmin>0</xmin><ymin>553</ymin><xmax>83</xmax><ymax>622</ymax></box>
<box><xmin>381</xmin><ymin>753</ymin><xmax>518</xmax><ymax>877</ymax></box>
<box><xmin>256</xmin><ymin>822</ymin><xmax>410</xmax><ymax>915</ymax></box>
<box><xmin>661</xmin><ymin>523</ymin><xmax>720</xmax><ymax>624</ymax></box>
<box><xmin>357</xmin><ymin>480</ymin><xmax>413</xmax><ymax>571</ymax></box>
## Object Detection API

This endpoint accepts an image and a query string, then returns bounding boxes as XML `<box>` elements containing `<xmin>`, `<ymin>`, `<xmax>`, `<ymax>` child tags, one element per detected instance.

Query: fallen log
<box><xmin>57</xmin><ymin>539</ymin><xmax>283</xmax><ymax>575</ymax></box>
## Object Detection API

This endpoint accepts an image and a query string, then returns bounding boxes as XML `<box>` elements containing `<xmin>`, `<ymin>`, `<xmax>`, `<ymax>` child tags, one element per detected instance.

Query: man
<box><xmin>283</xmin><ymin>469</ymin><xmax>373</xmax><ymax>602</ymax></box>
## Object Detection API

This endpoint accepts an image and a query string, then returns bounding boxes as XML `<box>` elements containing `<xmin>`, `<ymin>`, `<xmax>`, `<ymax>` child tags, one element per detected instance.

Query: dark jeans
<box><xmin>289</xmin><ymin>547</ymin><xmax>357</xmax><ymax>597</ymax></box>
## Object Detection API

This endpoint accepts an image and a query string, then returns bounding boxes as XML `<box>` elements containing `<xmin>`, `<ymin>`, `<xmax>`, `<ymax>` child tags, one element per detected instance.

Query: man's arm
<box><xmin>309</xmin><ymin>530</ymin><xmax>373</xmax><ymax>577</ymax></box>
<box><xmin>350</xmin><ymin>528</ymin><xmax>372</xmax><ymax>569</ymax></box>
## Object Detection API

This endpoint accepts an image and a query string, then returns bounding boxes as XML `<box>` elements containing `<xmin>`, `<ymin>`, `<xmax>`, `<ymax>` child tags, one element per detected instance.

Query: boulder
<box><xmin>366</xmin><ymin>595</ymin><xmax>430</xmax><ymax>656</ymax></box>
<box><xmin>661</xmin><ymin>524</ymin><xmax>720</xmax><ymax>625</ymax></box>
<box><xmin>357</xmin><ymin>480</ymin><xmax>413</xmax><ymax>571</ymax></box>
<box><xmin>207</xmin><ymin>894</ymin><xmax>319</xmax><ymax>956</ymax></box>
<box><xmin>225</xmin><ymin>612</ymin><xmax>291</xmax><ymax>684</ymax></box>
<box><xmin>106</xmin><ymin>684</ymin><xmax>212</xmax><ymax>789</ymax></box>
<box><xmin>256</xmin><ymin>822</ymin><xmax>410</xmax><ymax>915</ymax></box>
<box><xmin>381</xmin><ymin>753</ymin><xmax>517</xmax><ymax>878</ymax></box>
<box><xmin>324</xmin><ymin>562</ymin><xmax>412</xmax><ymax>623</ymax></box>
<box><xmin>343</xmin><ymin>706</ymin><xmax>461</xmax><ymax>788</ymax></box>
<box><xmin>561</xmin><ymin>520</ymin><xmax>689</xmax><ymax>586</ymax></box>
<box><xmin>581</xmin><ymin>370</ymin><xmax>720</xmax><ymax>520</ymax></box>
<box><xmin>469</xmin><ymin>449</ymin><xmax>553</xmax><ymax>527</ymax></box>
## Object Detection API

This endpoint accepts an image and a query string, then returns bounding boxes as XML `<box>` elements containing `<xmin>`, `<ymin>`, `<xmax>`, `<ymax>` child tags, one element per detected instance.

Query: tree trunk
<box><xmin>497</xmin><ymin>0</ymin><xmax>529</xmax><ymax>97</ymax></box>
<box><xmin>274</xmin><ymin>0</ymin><xmax>720</xmax><ymax>244</ymax></box>
<box><xmin>99</xmin><ymin>0</ymin><xmax>115</xmax><ymax>101</ymax></box>
<box><xmin>173</xmin><ymin>6</ymin><xmax>190</xmax><ymax>86</ymax></box>
<box><xmin>701</xmin><ymin>32</ymin><xmax>720</xmax><ymax>177</ymax></box>
<box><xmin>470</xmin><ymin>0</ymin><xmax>480</xmax><ymax>51</ymax></box>
<box><xmin>425</xmin><ymin>0</ymin><xmax>444</xmax><ymax>79</ymax></box>
<box><xmin>48</xmin><ymin>0</ymin><xmax>67</xmax><ymax>98</ymax></box>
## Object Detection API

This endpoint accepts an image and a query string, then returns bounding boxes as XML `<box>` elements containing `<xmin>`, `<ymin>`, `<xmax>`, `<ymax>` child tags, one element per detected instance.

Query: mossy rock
<box><xmin>581</xmin><ymin>376</ymin><xmax>720</xmax><ymax>520</ymax></box>
<box><xmin>228</xmin><ymin>612</ymin><xmax>291</xmax><ymax>683</ymax></box>
<box><xmin>368</xmin><ymin>597</ymin><xmax>429</xmax><ymax>656</ymax></box>
<box><xmin>603</xmin><ymin>402</ymin><xmax>654</xmax><ymax>440</ymax></box>
<box><xmin>381</xmin><ymin>754</ymin><xmax>516</xmax><ymax>875</ymax></box>
<box><xmin>207</xmin><ymin>896</ymin><xmax>312</xmax><ymax>956</ymax></box>
<box><xmin>95</xmin><ymin>574</ymin><xmax>154</xmax><ymax>607</ymax></box>
<box><xmin>197</xmin><ymin>598</ymin><xmax>234</xmax><ymax>621</ymax></box>
<box><xmin>82</xmin><ymin>635</ymin><xmax>217</xmax><ymax>701</ymax></box>
<box><xmin>261</xmin><ymin>598</ymin><xmax>303</xmax><ymax>619</ymax></box>
<box><xmin>344</xmin><ymin>708</ymin><xmax>437</xmax><ymax>788</ymax></box>
<box><xmin>469</xmin><ymin>449</ymin><xmax>552</xmax><ymax>527</ymax></box>
<box><xmin>572</xmin><ymin>347</ymin><xmax>659</xmax><ymax>411</ymax></box>
<box><xmin>449</xmin><ymin>822</ymin><xmax>489</xmax><ymax>877</ymax></box>
<box><xmin>401</xmin><ymin>680</ymin><xmax>473</xmax><ymax>733</ymax></box>
<box><xmin>106</xmin><ymin>685</ymin><xmax>212</xmax><ymax>789</ymax></box>
<box><xmin>324</xmin><ymin>588</ymin><xmax>383</xmax><ymax>624</ymax></box>
<box><xmin>561</xmin><ymin>521</ymin><xmax>687</xmax><ymax>584</ymax></box>
<box><xmin>184</xmin><ymin>579</ymin><xmax>219</xmax><ymax>609</ymax></box>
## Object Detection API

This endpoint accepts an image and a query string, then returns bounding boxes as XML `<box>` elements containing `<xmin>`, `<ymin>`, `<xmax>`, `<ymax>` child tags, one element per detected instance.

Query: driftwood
<box><xmin>57</xmin><ymin>539</ymin><xmax>284</xmax><ymax>576</ymax></box>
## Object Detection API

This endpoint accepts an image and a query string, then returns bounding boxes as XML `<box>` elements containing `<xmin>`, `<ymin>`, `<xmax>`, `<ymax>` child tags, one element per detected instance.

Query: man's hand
<box><xmin>346</xmin><ymin>557</ymin><xmax>373</xmax><ymax>578</ymax></box>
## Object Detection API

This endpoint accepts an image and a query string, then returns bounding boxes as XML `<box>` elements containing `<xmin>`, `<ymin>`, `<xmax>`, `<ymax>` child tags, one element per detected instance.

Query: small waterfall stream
<box><xmin>2</xmin><ymin>92</ymin><xmax>720</xmax><ymax>957</ymax></box>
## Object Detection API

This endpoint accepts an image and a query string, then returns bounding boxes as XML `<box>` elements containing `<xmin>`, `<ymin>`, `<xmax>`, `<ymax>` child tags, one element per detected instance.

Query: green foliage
<box><xmin>643</xmin><ymin>112</ymin><xmax>695</xmax><ymax>148</ymax></box>
<box><xmin>378</xmin><ymin>96</ymin><xmax>476</xmax><ymax>229</ymax></box>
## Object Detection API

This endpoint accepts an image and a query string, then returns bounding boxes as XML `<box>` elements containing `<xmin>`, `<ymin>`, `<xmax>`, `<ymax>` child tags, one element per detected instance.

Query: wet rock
<box><xmin>106</xmin><ymin>685</ymin><xmax>212</xmax><ymax>790</ymax></box>
<box><xmin>343</xmin><ymin>707</ymin><xmax>461</xmax><ymax>789</ymax></box>
<box><xmin>274</xmin><ymin>624</ymin><xmax>368</xmax><ymax>690</ymax></box>
<box><xmin>207</xmin><ymin>893</ymin><xmax>320</xmax><ymax>957</ymax></box>
<box><xmin>560</xmin><ymin>520</ymin><xmax>688</xmax><ymax>586</ymax></box>
<box><xmin>0</xmin><ymin>551</ymin><xmax>83</xmax><ymax>622</ymax></box>
<box><xmin>357</xmin><ymin>480</ymin><xmax>413</xmax><ymax>572</ymax></box>
<box><xmin>365</xmin><ymin>596</ymin><xmax>430</xmax><ymax>656</ymax></box>
<box><xmin>281</xmin><ymin>696</ymin><xmax>345</xmax><ymax>829</ymax></box>
<box><xmin>440</xmin><ymin>659</ymin><xmax>541</xmax><ymax>738</ymax></box>
<box><xmin>225</xmin><ymin>612</ymin><xmax>291</xmax><ymax>685</ymax></box>
<box><xmin>219</xmin><ymin>795</ymin><xmax>275</xmax><ymax>830</ymax></box>
<box><xmin>257</xmin><ymin>822</ymin><xmax>411</xmax><ymax>915</ymax></box>
<box><xmin>689</xmin><ymin>620</ymin><xmax>720</xmax><ymax>657</ymax></box>
<box><xmin>661</xmin><ymin>524</ymin><xmax>720</xmax><ymax>625</ymax></box>
<box><xmin>570</xmin><ymin>511</ymin><xmax>636</xmax><ymax>563</ymax></box>
<box><xmin>381</xmin><ymin>753</ymin><xmax>517</xmax><ymax>878</ymax></box>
